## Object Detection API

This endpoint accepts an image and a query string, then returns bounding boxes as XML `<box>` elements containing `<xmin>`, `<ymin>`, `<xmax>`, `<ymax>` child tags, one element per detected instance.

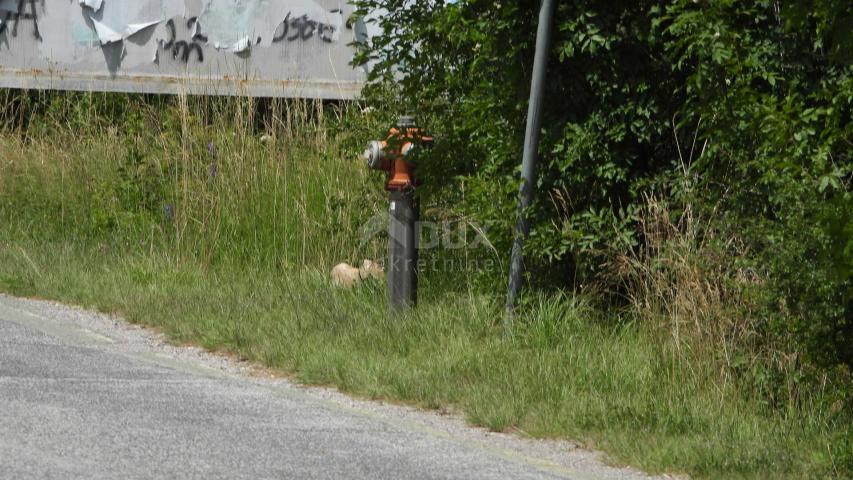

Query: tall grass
<box><xmin>0</xmin><ymin>90</ymin><xmax>849</xmax><ymax>479</ymax></box>
<box><xmin>0</xmin><ymin>90</ymin><xmax>386</xmax><ymax>269</ymax></box>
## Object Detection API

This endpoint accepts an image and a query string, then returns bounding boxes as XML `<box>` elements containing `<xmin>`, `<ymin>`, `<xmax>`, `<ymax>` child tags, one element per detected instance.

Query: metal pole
<box><xmin>505</xmin><ymin>0</ymin><xmax>556</xmax><ymax>320</ymax></box>
<box><xmin>388</xmin><ymin>189</ymin><xmax>419</xmax><ymax>310</ymax></box>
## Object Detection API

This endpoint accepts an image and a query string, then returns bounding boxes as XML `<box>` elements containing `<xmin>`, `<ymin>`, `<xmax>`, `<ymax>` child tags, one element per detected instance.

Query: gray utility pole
<box><xmin>506</xmin><ymin>0</ymin><xmax>556</xmax><ymax>319</ymax></box>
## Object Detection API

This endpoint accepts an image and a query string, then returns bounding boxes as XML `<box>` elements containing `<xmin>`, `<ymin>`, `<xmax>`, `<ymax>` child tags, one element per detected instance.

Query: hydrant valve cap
<box><xmin>366</xmin><ymin>140</ymin><xmax>385</xmax><ymax>170</ymax></box>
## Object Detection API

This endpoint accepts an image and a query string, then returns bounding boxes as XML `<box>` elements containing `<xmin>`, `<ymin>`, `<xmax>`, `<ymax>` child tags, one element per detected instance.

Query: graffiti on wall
<box><xmin>0</xmin><ymin>0</ymin><xmax>364</xmax><ymax>99</ymax></box>
<box><xmin>0</xmin><ymin>0</ymin><xmax>41</xmax><ymax>39</ymax></box>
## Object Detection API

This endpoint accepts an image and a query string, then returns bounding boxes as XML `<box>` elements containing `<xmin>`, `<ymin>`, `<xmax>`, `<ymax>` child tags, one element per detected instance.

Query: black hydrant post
<box><xmin>388</xmin><ymin>190</ymin><xmax>419</xmax><ymax>309</ymax></box>
<box><xmin>505</xmin><ymin>0</ymin><xmax>556</xmax><ymax>326</ymax></box>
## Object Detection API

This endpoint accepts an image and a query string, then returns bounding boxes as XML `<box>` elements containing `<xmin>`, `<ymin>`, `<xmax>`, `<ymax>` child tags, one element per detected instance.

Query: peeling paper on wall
<box><xmin>89</xmin><ymin>21</ymin><xmax>160</xmax><ymax>47</ymax></box>
<box><xmin>200</xmin><ymin>0</ymin><xmax>265</xmax><ymax>52</ymax></box>
<box><xmin>124</xmin><ymin>20</ymin><xmax>161</xmax><ymax>38</ymax></box>
<box><xmin>232</xmin><ymin>36</ymin><xmax>252</xmax><ymax>53</ymax></box>
<box><xmin>83</xmin><ymin>0</ymin><xmax>183</xmax><ymax>44</ymax></box>
<box><xmin>91</xmin><ymin>18</ymin><xmax>123</xmax><ymax>44</ymax></box>
<box><xmin>199</xmin><ymin>0</ymin><xmax>338</xmax><ymax>51</ymax></box>
<box><xmin>325</xmin><ymin>11</ymin><xmax>344</xmax><ymax>43</ymax></box>
<box><xmin>79</xmin><ymin>0</ymin><xmax>105</xmax><ymax>13</ymax></box>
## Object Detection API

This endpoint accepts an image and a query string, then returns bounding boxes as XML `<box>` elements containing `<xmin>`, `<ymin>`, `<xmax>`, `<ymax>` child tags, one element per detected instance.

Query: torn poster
<box><xmin>83</xmin><ymin>0</ymin><xmax>183</xmax><ymax>41</ymax></box>
<box><xmin>91</xmin><ymin>18</ymin><xmax>123</xmax><ymax>44</ymax></box>
<box><xmin>232</xmin><ymin>36</ymin><xmax>252</xmax><ymax>53</ymax></box>
<box><xmin>79</xmin><ymin>0</ymin><xmax>105</xmax><ymax>12</ymax></box>
<box><xmin>198</xmin><ymin>0</ymin><xmax>340</xmax><ymax>50</ymax></box>
<box><xmin>124</xmin><ymin>20</ymin><xmax>161</xmax><ymax>39</ymax></box>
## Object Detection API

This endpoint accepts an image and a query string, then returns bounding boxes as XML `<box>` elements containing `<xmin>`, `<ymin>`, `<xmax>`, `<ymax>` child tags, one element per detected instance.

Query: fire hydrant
<box><xmin>365</xmin><ymin>116</ymin><xmax>433</xmax><ymax>310</ymax></box>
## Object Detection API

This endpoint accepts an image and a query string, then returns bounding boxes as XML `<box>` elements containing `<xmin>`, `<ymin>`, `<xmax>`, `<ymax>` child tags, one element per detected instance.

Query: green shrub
<box><xmin>354</xmin><ymin>0</ymin><xmax>852</xmax><ymax>379</ymax></box>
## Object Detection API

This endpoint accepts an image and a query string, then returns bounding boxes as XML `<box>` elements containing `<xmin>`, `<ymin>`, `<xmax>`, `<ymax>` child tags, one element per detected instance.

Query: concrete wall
<box><xmin>0</xmin><ymin>0</ymin><xmax>366</xmax><ymax>99</ymax></box>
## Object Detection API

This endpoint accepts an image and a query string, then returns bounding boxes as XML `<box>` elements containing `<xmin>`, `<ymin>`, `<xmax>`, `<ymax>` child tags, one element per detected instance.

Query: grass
<box><xmin>0</xmin><ymin>90</ymin><xmax>848</xmax><ymax>479</ymax></box>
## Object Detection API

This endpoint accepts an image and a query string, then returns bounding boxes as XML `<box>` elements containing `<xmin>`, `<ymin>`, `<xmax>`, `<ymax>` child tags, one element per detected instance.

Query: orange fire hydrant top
<box><xmin>377</xmin><ymin>127</ymin><xmax>433</xmax><ymax>191</ymax></box>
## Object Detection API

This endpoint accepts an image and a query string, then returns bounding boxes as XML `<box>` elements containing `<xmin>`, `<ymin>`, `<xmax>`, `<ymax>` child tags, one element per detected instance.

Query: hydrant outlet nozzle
<box><xmin>365</xmin><ymin>140</ymin><xmax>385</xmax><ymax>171</ymax></box>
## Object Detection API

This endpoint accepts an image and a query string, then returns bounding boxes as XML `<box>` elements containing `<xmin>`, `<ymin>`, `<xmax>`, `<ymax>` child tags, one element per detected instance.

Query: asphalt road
<box><xmin>0</xmin><ymin>295</ymin><xmax>654</xmax><ymax>480</ymax></box>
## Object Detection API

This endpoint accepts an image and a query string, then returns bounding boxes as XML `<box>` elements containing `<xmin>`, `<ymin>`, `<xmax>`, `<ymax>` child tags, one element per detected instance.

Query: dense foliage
<box><xmin>354</xmin><ymin>1</ymin><xmax>852</xmax><ymax>378</ymax></box>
